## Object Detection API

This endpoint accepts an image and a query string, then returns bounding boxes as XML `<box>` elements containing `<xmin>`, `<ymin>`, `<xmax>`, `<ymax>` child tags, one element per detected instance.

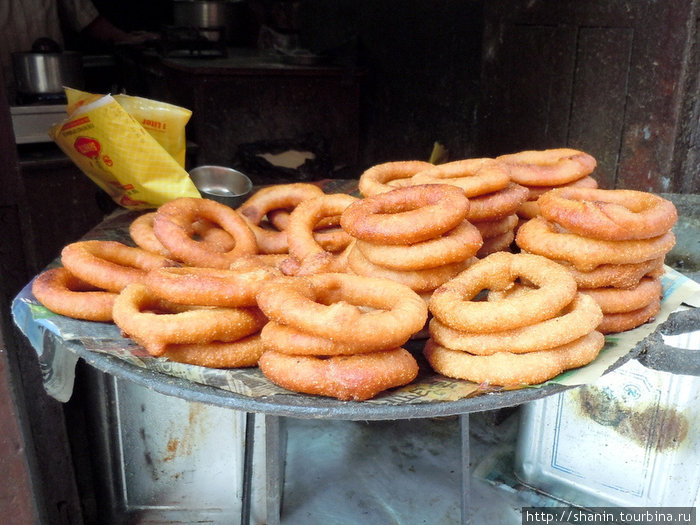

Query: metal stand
<box><xmin>239</xmin><ymin>412</ymin><xmax>473</xmax><ymax>525</ymax></box>
<box><xmin>461</xmin><ymin>413</ymin><xmax>471</xmax><ymax>525</ymax></box>
<box><xmin>241</xmin><ymin>414</ymin><xmax>286</xmax><ymax>525</ymax></box>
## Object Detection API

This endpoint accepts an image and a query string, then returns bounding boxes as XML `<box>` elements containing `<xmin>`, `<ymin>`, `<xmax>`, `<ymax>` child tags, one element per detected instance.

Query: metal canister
<box><xmin>12</xmin><ymin>49</ymin><xmax>84</xmax><ymax>96</ymax></box>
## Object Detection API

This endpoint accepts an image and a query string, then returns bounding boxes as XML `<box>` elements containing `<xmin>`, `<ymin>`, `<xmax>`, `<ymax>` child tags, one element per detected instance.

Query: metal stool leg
<box><xmin>239</xmin><ymin>413</ymin><xmax>286</xmax><ymax>525</ymax></box>
<box><xmin>265</xmin><ymin>415</ymin><xmax>285</xmax><ymax>525</ymax></box>
<box><xmin>460</xmin><ymin>413</ymin><xmax>471</xmax><ymax>525</ymax></box>
<box><xmin>241</xmin><ymin>412</ymin><xmax>255</xmax><ymax>525</ymax></box>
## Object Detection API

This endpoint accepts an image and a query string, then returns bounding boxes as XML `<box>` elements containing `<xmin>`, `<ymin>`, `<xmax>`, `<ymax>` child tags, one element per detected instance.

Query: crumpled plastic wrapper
<box><xmin>50</xmin><ymin>88</ymin><xmax>199</xmax><ymax>210</ymax></box>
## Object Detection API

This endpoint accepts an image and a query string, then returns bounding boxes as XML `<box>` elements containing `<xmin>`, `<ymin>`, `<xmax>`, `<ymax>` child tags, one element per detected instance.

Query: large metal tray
<box><xmin>12</xmin><ymin>194</ymin><xmax>700</xmax><ymax>421</ymax></box>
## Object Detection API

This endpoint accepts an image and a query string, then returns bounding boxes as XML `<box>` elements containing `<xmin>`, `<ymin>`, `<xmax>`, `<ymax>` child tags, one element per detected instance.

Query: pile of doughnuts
<box><xmin>516</xmin><ymin>187</ymin><xmax>677</xmax><ymax>333</ymax></box>
<box><xmin>407</xmin><ymin>158</ymin><xmax>528</xmax><ymax>256</ymax></box>
<box><xmin>425</xmin><ymin>252</ymin><xmax>605</xmax><ymax>386</ymax></box>
<box><xmin>340</xmin><ymin>184</ymin><xmax>482</xmax><ymax>295</ymax></box>
<box><xmin>256</xmin><ymin>273</ymin><xmax>428</xmax><ymax>400</ymax></box>
<box><xmin>29</xmin><ymin>149</ymin><xmax>680</xmax><ymax>400</ymax></box>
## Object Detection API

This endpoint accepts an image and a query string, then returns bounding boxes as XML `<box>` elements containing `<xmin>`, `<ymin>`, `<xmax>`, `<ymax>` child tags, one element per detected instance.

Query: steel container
<box><xmin>172</xmin><ymin>0</ymin><xmax>243</xmax><ymax>42</ymax></box>
<box><xmin>12</xmin><ymin>51</ymin><xmax>84</xmax><ymax>95</ymax></box>
<box><xmin>515</xmin><ymin>352</ymin><xmax>700</xmax><ymax>508</ymax></box>
<box><xmin>81</xmin><ymin>367</ymin><xmax>283</xmax><ymax>524</ymax></box>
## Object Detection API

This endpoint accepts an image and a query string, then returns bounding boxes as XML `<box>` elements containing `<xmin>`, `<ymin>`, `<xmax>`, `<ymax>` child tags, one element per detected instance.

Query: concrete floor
<box><xmin>280</xmin><ymin>411</ymin><xmax>525</xmax><ymax>525</ymax></box>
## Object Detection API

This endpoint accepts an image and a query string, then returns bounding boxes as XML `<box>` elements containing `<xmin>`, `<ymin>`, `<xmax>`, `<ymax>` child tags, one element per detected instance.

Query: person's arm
<box><xmin>62</xmin><ymin>0</ymin><xmax>157</xmax><ymax>45</ymax></box>
<box><xmin>83</xmin><ymin>14</ymin><xmax>156</xmax><ymax>45</ymax></box>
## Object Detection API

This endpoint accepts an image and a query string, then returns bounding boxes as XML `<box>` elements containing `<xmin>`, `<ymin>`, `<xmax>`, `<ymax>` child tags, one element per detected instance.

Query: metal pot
<box><xmin>12</xmin><ymin>39</ymin><xmax>84</xmax><ymax>96</ymax></box>
<box><xmin>172</xmin><ymin>0</ymin><xmax>242</xmax><ymax>42</ymax></box>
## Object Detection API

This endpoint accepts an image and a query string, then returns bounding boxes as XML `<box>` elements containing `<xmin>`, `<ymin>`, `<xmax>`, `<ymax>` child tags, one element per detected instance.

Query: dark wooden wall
<box><xmin>0</xmin><ymin>69</ymin><xmax>41</xmax><ymax>525</ymax></box>
<box><xmin>299</xmin><ymin>0</ymin><xmax>486</xmax><ymax>168</ymax></box>
<box><xmin>477</xmin><ymin>0</ymin><xmax>699</xmax><ymax>193</ymax></box>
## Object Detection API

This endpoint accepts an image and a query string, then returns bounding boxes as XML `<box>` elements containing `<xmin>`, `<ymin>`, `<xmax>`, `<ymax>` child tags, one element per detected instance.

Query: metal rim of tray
<box><xmin>60</xmin><ymin>331</ymin><xmax>644</xmax><ymax>421</ymax></box>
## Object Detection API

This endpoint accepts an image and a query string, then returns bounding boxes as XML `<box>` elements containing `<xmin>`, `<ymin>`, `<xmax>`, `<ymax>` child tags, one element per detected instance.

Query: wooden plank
<box><xmin>479</xmin><ymin>0</ymin><xmax>697</xmax><ymax>192</ymax></box>
<box><xmin>568</xmin><ymin>27</ymin><xmax>634</xmax><ymax>189</ymax></box>
<box><xmin>478</xmin><ymin>23</ymin><xmax>575</xmax><ymax>156</ymax></box>
<box><xmin>617</xmin><ymin>0</ymin><xmax>696</xmax><ymax>191</ymax></box>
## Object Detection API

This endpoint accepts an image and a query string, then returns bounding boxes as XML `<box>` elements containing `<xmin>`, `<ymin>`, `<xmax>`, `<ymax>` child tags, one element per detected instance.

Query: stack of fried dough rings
<box><xmin>405</xmin><ymin>158</ymin><xmax>529</xmax><ymax>256</ymax></box>
<box><xmin>341</xmin><ymin>184</ymin><xmax>483</xmax><ymax>295</ymax></box>
<box><xmin>256</xmin><ymin>273</ymin><xmax>428</xmax><ymax>401</ymax></box>
<box><xmin>516</xmin><ymin>187</ymin><xmax>677</xmax><ymax>333</ymax></box>
<box><xmin>425</xmin><ymin>252</ymin><xmax>605</xmax><ymax>386</ymax></box>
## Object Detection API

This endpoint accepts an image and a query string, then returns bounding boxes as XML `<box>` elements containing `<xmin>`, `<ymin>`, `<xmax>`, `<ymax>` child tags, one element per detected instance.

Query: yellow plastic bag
<box><xmin>112</xmin><ymin>94</ymin><xmax>191</xmax><ymax>167</ymax></box>
<box><xmin>65</xmin><ymin>88</ymin><xmax>191</xmax><ymax>167</ymax></box>
<box><xmin>50</xmin><ymin>94</ymin><xmax>200</xmax><ymax>210</ymax></box>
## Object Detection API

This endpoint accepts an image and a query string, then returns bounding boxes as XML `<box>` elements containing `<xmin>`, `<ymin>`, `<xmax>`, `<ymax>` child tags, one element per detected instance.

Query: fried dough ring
<box><xmin>260</xmin><ymin>321</ymin><xmax>400</xmax><ymax>355</ymax></box>
<box><xmin>61</xmin><ymin>240</ymin><xmax>173</xmax><ymax>293</ymax></box>
<box><xmin>497</xmin><ymin>148</ymin><xmax>597</xmax><ymax>186</ymax></box>
<box><xmin>562</xmin><ymin>258</ymin><xmax>665</xmax><ymax>289</ymax></box>
<box><xmin>113</xmin><ymin>283</ymin><xmax>267</xmax><ymax>356</ymax></box>
<box><xmin>515</xmin><ymin>217</ymin><xmax>676</xmax><ymax>272</ymax></box>
<box><xmin>268</xmin><ymin>209</ymin><xmax>348</xmax><ymax>253</ymax></box>
<box><xmin>161</xmin><ymin>334</ymin><xmax>265</xmax><ymax>368</ymax></box>
<box><xmin>237</xmin><ymin>183</ymin><xmax>325</xmax><ymax>253</ymax></box>
<box><xmin>524</xmin><ymin>175</ymin><xmax>598</xmax><ymax>200</ymax></box>
<box><xmin>144</xmin><ymin>265</ymin><xmax>281</xmax><ymax>307</ymax></box>
<box><xmin>153</xmin><ymin>197</ymin><xmax>257</xmax><ymax>268</ymax></box>
<box><xmin>475</xmin><ymin>230</ymin><xmax>515</xmax><ymax>258</ymax></box>
<box><xmin>429</xmin><ymin>252</ymin><xmax>578</xmax><ymax>332</ymax></box>
<box><xmin>130</xmin><ymin>212</ymin><xmax>176</xmax><ymax>256</ymax></box>
<box><xmin>429</xmin><ymin>293</ymin><xmax>602</xmax><ymax>355</ymax></box>
<box><xmin>258</xmin><ymin>348</ymin><xmax>419</xmax><ymax>401</ymax></box>
<box><xmin>286</xmin><ymin>193</ymin><xmax>357</xmax><ymax>273</ymax></box>
<box><xmin>347</xmin><ymin>246</ymin><xmax>475</xmax><ymax>293</ymax></box>
<box><xmin>130</xmin><ymin>212</ymin><xmax>236</xmax><ymax>257</ymax></box>
<box><xmin>580</xmin><ymin>277</ymin><xmax>662</xmax><ymax>314</ymax></box>
<box><xmin>256</xmin><ymin>273</ymin><xmax>428</xmax><ymax>349</ymax></box>
<box><xmin>238</xmin><ymin>183</ymin><xmax>324</xmax><ymax>223</ymax></box>
<box><xmin>466</xmin><ymin>183</ymin><xmax>529</xmax><ymax>221</ymax></box>
<box><xmin>516</xmin><ymin>200</ymin><xmax>541</xmax><ymax>220</ymax></box>
<box><xmin>423</xmin><ymin>331</ymin><xmax>605</xmax><ymax>387</ymax></box>
<box><xmin>280</xmin><ymin>242</ymin><xmax>355</xmax><ymax>276</ymax></box>
<box><xmin>31</xmin><ymin>267</ymin><xmax>117</xmax><ymax>322</ymax></box>
<box><xmin>229</xmin><ymin>253</ymin><xmax>290</xmax><ymax>272</ymax></box>
<box><xmin>597</xmin><ymin>298</ymin><xmax>661</xmax><ymax>334</ymax></box>
<box><xmin>266</xmin><ymin>207</ymin><xmax>338</xmax><ymax>232</ymax></box>
<box><xmin>537</xmin><ymin>188</ymin><xmax>678</xmax><ymax>240</ymax></box>
<box><xmin>409</xmin><ymin>158</ymin><xmax>511</xmax><ymax>197</ymax></box>
<box><xmin>341</xmin><ymin>184</ymin><xmax>470</xmax><ymax>244</ymax></box>
<box><xmin>357</xmin><ymin>160</ymin><xmax>434</xmax><ymax>197</ymax></box>
<box><xmin>472</xmin><ymin>214</ymin><xmax>518</xmax><ymax>239</ymax></box>
<box><xmin>354</xmin><ymin>220</ymin><xmax>482</xmax><ymax>271</ymax></box>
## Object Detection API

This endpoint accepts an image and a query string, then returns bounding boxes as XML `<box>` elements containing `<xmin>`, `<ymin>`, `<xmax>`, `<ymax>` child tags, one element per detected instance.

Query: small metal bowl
<box><xmin>189</xmin><ymin>165</ymin><xmax>253</xmax><ymax>208</ymax></box>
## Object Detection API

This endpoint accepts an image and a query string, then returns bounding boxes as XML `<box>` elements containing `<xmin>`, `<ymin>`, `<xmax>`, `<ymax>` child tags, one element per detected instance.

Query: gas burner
<box><xmin>160</xmin><ymin>26</ymin><xmax>228</xmax><ymax>58</ymax></box>
<box><xmin>15</xmin><ymin>91</ymin><xmax>67</xmax><ymax>106</ymax></box>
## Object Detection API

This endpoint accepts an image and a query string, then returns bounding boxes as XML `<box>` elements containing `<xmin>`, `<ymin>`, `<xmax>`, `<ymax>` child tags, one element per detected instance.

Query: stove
<box><xmin>10</xmin><ymin>103</ymin><xmax>66</xmax><ymax>144</ymax></box>
<box><xmin>159</xmin><ymin>26</ymin><xmax>228</xmax><ymax>58</ymax></box>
